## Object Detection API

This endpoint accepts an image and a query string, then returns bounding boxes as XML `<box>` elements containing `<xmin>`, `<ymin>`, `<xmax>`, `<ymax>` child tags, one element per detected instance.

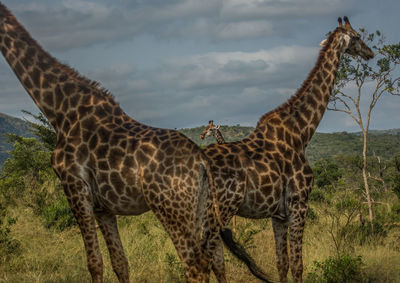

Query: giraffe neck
<box><xmin>255</xmin><ymin>29</ymin><xmax>345</xmax><ymax>149</ymax></box>
<box><xmin>214</xmin><ymin>129</ymin><xmax>225</xmax><ymax>144</ymax></box>
<box><xmin>0</xmin><ymin>4</ymin><xmax>123</xmax><ymax>132</ymax></box>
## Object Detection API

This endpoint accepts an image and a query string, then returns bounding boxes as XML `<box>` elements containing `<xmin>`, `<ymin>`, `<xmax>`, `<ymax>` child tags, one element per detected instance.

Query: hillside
<box><xmin>180</xmin><ymin>126</ymin><xmax>400</xmax><ymax>163</ymax></box>
<box><xmin>1</xmin><ymin>112</ymin><xmax>399</xmax><ymax>167</ymax></box>
<box><xmin>0</xmin><ymin>113</ymin><xmax>33</xmax><ymax>165</ymax></box>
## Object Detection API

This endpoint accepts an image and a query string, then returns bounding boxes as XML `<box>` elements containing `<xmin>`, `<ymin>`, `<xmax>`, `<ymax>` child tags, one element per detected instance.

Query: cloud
<box><xmin>82</xmin><ymin>45</ymin><xmax>318</xmax><ymax>128</ymax></box>
<box><xmin>4</xmin><ymin>0</ymin><xmax>353</xmax><ymax>50</ymax></box>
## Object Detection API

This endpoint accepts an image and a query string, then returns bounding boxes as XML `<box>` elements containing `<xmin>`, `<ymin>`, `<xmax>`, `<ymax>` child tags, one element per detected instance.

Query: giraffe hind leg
<box><xmin>211</xmin><ymin>242</ymin><xmax>227</xmax><ymax>283</ymax></box>
<box><xmin>272</xmin><ymin>217</ymin><xmax>289</xmax><ymax>283</ymax></box>
<box><xmin>95</xmin><ymin>212</ymin><xmax>129</xmax><ymax>283</ymax></box>
<box><xmin>288</xmin><ymin>201</ymin><xmax>308</xmax><ymax>283</ymax></box>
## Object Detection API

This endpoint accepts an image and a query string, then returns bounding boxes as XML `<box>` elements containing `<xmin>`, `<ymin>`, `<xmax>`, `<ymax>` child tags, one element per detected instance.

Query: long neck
<box><xmin>255</xmin><ymin>30</ymin><xmax>344</xmax><ymax>149</ymax></box>
<box><xmin>0</xmin><ymin>5</ymin><xmax>123</xmax><ymax>132</ymax></box>
<box><xmin>214</xmin><ymin>129</ymin><xmax>225</xmax><ymax>144</ymax></box>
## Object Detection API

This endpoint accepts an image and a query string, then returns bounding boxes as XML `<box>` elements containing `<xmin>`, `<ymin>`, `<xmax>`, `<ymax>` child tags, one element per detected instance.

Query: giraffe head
<box><xmin>320</xmin><ymin>16</ymin><xmax>374</xmax><ymax>60</ymax></box>
<box><xmin>200</xmin><ymin>120</ymin><xmax>221</xmax><ymax>140</ymax></box>
<box><xmin>200</xmin><ymin>120</ymin><xmax>215</xmax><ymax>139</ymax></box>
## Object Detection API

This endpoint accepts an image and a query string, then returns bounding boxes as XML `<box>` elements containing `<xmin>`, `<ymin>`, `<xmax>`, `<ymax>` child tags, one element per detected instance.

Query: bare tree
<box><xmin>329</xmin><ymin>29</ymin><xmax>400</xmax><ymax>223</ymax></box>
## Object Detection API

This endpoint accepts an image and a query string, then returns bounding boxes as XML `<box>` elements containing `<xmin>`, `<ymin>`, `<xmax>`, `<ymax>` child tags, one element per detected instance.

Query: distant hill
<box><xmin>180</xmin><ymin>126</ymin><xmax>400</xmax><ymax>163</ymax></box>
<box><xmin>0</xmin><ymin>113</ymin><xmax>33</xmax><ymax>165</ymax></box>
<box><xmin>1</xmin><ymin>112</ymin><xmax>399</xmax><ymax>167</ymax></box>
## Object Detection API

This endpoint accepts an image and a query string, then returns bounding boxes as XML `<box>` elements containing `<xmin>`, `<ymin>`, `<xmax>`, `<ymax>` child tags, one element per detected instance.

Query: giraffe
<box><xmin>205</xmin><ymin>17</ymin><xmax>374</xmax><ymax>282</ymax></box>
<box><xmin>0</xmin><ymin>3</ymin><xmax>228</xmax><ymax>282</ymax></box>
<box><xmin>200</xmin><ymin>120</ymin><xmax>226</xmax><ymax>144</ymax></box>
<box><xmin>200</xmin><ymin>120</ymin><xmax>242</xmax><ymax>233</ymax></box>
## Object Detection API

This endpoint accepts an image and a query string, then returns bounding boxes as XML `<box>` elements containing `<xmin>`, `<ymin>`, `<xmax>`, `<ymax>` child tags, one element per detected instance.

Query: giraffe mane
<box><xmin>256</xmin><ymin>26</ymin><xmax>342</xmax><ymax>128</ymax></box>
<box><xmin>0</xmin><ymin>3</ymin><xmax>117</xmax><ymax>103</ymax></box>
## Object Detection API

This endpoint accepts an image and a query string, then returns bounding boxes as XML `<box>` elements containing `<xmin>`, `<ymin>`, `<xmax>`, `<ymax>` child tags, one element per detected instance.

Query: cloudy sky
<box><xmin>0</xmin><ymin>0</ymin><xmax>399</xmax><ymax>132</ymax></box>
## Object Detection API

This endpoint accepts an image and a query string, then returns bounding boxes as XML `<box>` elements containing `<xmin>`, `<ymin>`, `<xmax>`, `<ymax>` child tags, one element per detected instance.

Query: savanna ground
<box><xmin>1</xmin><ymin>191</ymin><xmax>400</xmax><ymax>283</ymax></box>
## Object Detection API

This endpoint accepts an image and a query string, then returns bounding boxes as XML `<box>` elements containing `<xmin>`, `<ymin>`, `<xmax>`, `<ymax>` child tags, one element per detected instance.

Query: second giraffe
<box><xmin>203</xmin><ymin>17</ymin><xmax>374</xmax><ymax>283</ymax></box>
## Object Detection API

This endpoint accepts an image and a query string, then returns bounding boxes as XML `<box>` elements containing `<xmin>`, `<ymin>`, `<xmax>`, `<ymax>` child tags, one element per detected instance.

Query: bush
<box><xmin>0</xmin><ymin>203</ymin><xmax>20</xmax><ymax>261</ymax></box>
<box><xmin>306</xmin><ymin>254</ymin><xmax>366</xmax><ymax>283</ymax></box>
<box><xmin>307</xmin><ymin>207</ymin><xmax>318</xmax><ymax>221</ymax></box>
<box><xmin>41</xmin><ymin>196</ymin><xmax>76</xmax><ymax>231</ymax></box>
<box><xmin>309</xmin><ymin>187</ymin><xmax>328</xmax><ymax>203</ymax></box>
<box><xmin>234</xmin><ymin>222</ymin><xmax>263</xmax><ymax>250</ymax></box>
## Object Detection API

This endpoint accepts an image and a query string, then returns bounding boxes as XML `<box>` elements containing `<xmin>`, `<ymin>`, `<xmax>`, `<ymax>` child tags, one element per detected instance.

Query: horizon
<box><xmin>1</xmin><ymin>110</ymin><xmax>399</xmax><ymax>135</ymax></box>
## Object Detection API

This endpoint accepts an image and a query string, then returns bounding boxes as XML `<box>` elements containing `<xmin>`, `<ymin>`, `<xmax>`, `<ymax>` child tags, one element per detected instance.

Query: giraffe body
<box><xmin>204</xmin><ymin>17</ymin><xmax>374</xmax><ymax>282</ymax></box>
<box><xmin>0</xmin><ymin>4</ymin><xmax>226</xmax><ymax>282</ymax></box>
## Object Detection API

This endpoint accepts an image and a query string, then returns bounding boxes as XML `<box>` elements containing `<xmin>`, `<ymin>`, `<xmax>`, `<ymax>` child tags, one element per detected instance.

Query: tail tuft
<box><xmin>220</xmin><ymin>228</ymin><xmax>272</xmax><ymax>283</ymax></box>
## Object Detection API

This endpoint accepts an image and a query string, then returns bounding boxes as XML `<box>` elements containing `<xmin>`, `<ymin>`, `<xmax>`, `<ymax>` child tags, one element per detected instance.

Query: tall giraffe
<box><xmin>0</xmin><ymin>3</ymin><xmax>229</xmax><ymax>282</ymax></box>
<box><xmin>205</xmin><ymin>17</ymin><xmax>374</xmax><ymax>282</ymax></box>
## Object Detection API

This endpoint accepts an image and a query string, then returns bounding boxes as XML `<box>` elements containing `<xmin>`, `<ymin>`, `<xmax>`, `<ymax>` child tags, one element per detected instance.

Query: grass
<box><xmin>1</xmin><ymin>204</ymin><xmax>400</xmax><ymax>283</ymax></box>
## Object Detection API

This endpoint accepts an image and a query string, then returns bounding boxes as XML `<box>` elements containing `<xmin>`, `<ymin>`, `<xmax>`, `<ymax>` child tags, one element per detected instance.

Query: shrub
<box><xmin>234</xmin><ymin>222</ymin><xmax>262</xmax><ymax>250</ymax></box>
<box><xmin>0</xmin><ymin>203</ymin><xmax>20</xmax><ymax>260</ymax></box>
<box><xmin>306</xmin><ymin>254</ymin><xmax>366</xmax><ymax>283</ymax></box>
<box><xmin>309</xmin><ymin>187</ymin><xmax>327</xmax><ymax>203</ymax></box>
<box><xmin>307</xmin><ymin>207</ymin><xmax>318</xmax><ymax>222</ymax></box>
<box><xmin>41</xmin><ymin>196</ymin><xmax>76</xmax><ymax>231</ymax></box>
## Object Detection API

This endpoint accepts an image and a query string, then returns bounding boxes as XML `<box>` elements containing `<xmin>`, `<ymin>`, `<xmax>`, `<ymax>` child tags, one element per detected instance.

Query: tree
<box><xmin>313</xmin><ymin>158</ymin><xmax>342</xmax><ymax>189</ymax></box>
<box><xmin>329</xmin><ymin>29</ymin><xmax>400</xmax><ymax>223</ymax></box>
<box><xmin>20</xmin><ymin>110</ymin><xmax>56</xmax><ymax>151</ymax></box>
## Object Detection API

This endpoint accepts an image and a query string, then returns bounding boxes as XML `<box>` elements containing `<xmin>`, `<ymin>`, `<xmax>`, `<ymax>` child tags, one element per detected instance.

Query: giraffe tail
<box><xmin>220</xmin><ymin>228</ymin><xmax>273</xmax><ymax>283</ymax></box>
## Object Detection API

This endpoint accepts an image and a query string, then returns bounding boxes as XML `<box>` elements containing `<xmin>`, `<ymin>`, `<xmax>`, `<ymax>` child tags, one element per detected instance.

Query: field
<box><xmin>2</xmin><ymin>197</ymin><xmax>400</xmax><ymax>282</ymax></box>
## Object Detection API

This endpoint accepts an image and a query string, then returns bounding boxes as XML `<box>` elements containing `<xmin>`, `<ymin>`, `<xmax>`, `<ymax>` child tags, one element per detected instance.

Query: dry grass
<box><xmin>1</xmin><ymin>205</ymin><xmax>400</xmax><ymax>283</ymax></box>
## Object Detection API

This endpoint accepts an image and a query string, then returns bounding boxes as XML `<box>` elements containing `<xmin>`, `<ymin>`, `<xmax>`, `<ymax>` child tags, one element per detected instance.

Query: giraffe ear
<box><xmin>215</xmin><ymin>125</ymin><xmax>220</xmax><ymax>129</ymax></box>
<box><xmin>319</xmin><ymin>38</ymin><xmax>328</xmax><ymax>47</ymax></box>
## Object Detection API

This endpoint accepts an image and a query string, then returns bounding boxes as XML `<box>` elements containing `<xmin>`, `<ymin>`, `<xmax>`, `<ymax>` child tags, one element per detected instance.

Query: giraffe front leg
<box><xmin>95</xmin><ymin>213</ymin><xmax>129</xmax><ymax>283</ymax></box>
<box><xmin>63</xmin><ymin>181</ymin><xmax>103</xmax><ymax>283</ymax></box>
<box><xmin>288</xmin><ymin>202</ymin><xmax>308</xmax><ymax>283</ymax></box>
<box><xmin>272</xmin><ymin>218</ymin><xmax>289</xmax><ymax>283</ymax></box>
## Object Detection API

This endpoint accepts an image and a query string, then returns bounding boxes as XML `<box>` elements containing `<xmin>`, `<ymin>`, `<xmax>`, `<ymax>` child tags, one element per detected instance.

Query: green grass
<box><xmin>1</xmin><ymin>203</ymin><xmax>400</xmax><ymax>283</ymax></box>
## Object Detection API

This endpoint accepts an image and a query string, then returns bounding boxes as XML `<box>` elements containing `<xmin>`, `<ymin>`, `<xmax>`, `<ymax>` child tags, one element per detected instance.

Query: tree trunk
<box><xmin>362</xmin><ymin>130</ymin><xmax>374</xmax><ymax>223</ymax></box>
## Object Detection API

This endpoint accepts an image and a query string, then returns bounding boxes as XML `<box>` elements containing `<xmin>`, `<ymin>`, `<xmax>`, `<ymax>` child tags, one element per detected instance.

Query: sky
<box><xmin>0</xmin><ymin>0</ymin><xmax>399</xmax><ymax>132</ymax></box>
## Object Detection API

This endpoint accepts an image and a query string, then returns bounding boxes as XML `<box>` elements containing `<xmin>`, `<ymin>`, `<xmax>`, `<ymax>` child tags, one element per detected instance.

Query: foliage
<box><xmin>20</xmin><ymin>110</ymin><xmax>56</xmax><ymax>151</ymax></box>
<box><xmin>41</xmin><ymin>195</ymin><xmax>76</xmax><ymax>231</ymax></box>
<box><xmin>309</xmin><ymin>187</ymin><xmax>327</xmax><ymax>203</ymax></box>
<box><xmin>164</xmin><ymin>252</ymin><xmax>184</xmax><ymax>282</ymax></box>
<box><xmin>313</xmin><ymin>158</ymin><xmax>342</xmax><ymax>189</ymax></box>
<box><xmin>234</xmin><ymin>222</ymin><xmax>263</xmax><ymax>250</ymax></box>
<box><xmin>0</xmin><ymin>113</ymin><xmax>33</xmax><ymax>165</ymax></box>
<box><xmin>0</xmin><ymin>112</ymin><xmax>74</xmax><ymax>231</ymax></box>
<box><xmin>306</xmin><ymin>254</ymin><xmax>366</xmax><ymax>283</ymax></box>
<box><xmin>0</xmin><ymin>136</ymin><xmax>54</xmax><ymax>204</ymax></box>
<box><xmin>0</xmin><ymin>202</ymin><xmax>20</xmax><ymax>261</ymax></box>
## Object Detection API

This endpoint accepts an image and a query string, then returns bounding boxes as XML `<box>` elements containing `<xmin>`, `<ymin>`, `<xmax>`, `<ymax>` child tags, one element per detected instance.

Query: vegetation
<box><xmin>0</xmin><ymin>113</ymin><xmax>33</xmax><ymax>165</ymax></box>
